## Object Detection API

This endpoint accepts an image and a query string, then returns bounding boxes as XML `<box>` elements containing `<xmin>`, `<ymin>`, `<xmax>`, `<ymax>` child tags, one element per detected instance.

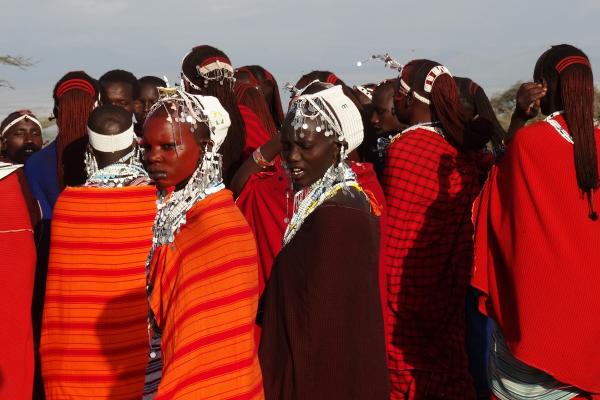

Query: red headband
<box><xmin>325</xmin><ymin>73</ymin><xmax>339</xmax><ymax>85</ymax></box>
<box><xmin>199</xmin><ymin>56</ymin><xmax>232</xmax><ymax>68</ymax></box>
<box><xmin>555</xmin><ymin>56</ymin><xmax>590</xmax><ymax>73</ymax></box>
<box><xmin>56</xmin><ymin>78</ymin><xmax>96</xmax><ymax>98</ymax></box>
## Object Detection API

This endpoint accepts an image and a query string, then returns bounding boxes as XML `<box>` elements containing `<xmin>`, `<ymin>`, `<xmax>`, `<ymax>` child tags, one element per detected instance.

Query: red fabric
<box><xmin>383</xmin><ymin>128</ymin><xmax>490</xmax><ymax>399</ymax></box>
<box><xmin>239</xmin><ymin>104</ymin><xmax>272</xmax><ymax>160</ymax></box>
<box><xmin>472</xmin><ymin>115</ymin><xmax>600</xmax><ymax>394</ymax></box>
<box><xmin>491</xmin><ymin>396</ymin><xmax>592</xmax><ymax>400</ymax></box>
<box><xmin>0</xmin><ymin>170</ymin><xmax>36</xmax><ymax>400</ymax></box>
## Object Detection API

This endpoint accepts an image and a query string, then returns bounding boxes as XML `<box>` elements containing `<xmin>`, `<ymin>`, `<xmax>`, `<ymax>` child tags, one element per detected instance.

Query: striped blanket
<box><xmin>146</xmin><ymin>189</ymin><xmax>264</xmax><ymax>400</ymax></box>
<box><xmin>40</xmin><ymin>185</ymin><xmax>156</xmax><ymax>399</ymax></box>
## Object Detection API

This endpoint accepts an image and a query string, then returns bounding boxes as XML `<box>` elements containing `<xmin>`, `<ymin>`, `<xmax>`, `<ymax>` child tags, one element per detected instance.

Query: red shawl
<box><xmin>0</xmin><ymin>170</ymin><xmax>36</xmax><ymax>400</ymax></box>
<box><xmin>383</xmin><ymin>127</ymin><xmax>490</xmax><ymax>398</ymax></box>
<box><xmin>239</xmin><ymin>104</ymin><xmax>272</xmax><ymax>161</ymax></box>
<box><xmin>472</xmin><ymin>115</ymin><xmax>600</xmax><ymax>394</ymax></box>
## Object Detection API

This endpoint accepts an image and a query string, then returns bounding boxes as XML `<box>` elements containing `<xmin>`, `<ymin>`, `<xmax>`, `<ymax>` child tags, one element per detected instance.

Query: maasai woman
<box><xmin>142</xmin><ymin>88</ymin><xmax>263</xmax><ymax>400</ymax></box>
<box><xmin>232</xmin><ymin>73</ymin><xmax>388</xmax><ymax>305</ymax></box>
<box><xmin>472</xmin><ymin>44</ymin><xmax>600</xmax><ymax>400</ymax></box>
<box><xmin>181</xmin><ymin>45</ymin><xmax>270</xmax><ymax>183</ymax></box>
<box><xmin>384</xmin><ymin>59</ymin><xmax>492</xmax><ymax>399</ymax></box>
<box><xmin>259</xmin><ymin>82</ymin><xmax>390</xmax><ymax>400</ymax></box>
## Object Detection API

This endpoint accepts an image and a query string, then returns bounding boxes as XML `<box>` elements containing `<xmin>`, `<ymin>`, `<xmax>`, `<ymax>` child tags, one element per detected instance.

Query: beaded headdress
<box><xmin>146</xmin><ymin>87</ymin><xmax>231</xmax><ymax>245</ymax></box>
<box><xmin>399</xmin><ymin>64</ymin><xmax>453</xmax><ymax>105</ymax></box>
<box><xmin>147</xmin><ymin>87</ymin><xmax>231</xmax><ymax>153</ymax></box>
<box><xmin>181</xmin><ymin>52</ymin><xmax>236</xmax><ymax>91</ymax></box>
<box><xmin>288</xmin><ymin>84</ymin><xmax>364</xmax><ymax>161</ymax></box>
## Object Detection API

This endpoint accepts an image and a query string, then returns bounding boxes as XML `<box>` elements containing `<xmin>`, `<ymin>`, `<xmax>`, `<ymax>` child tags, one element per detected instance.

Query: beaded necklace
<box><xmin>282</xmin><ymin>163</ymin><xmax>360</xmax><ymax>246</ymax></box>
<box><xmin>389</xmin><ymin>121</ymin><xmax>444</xmax><ymax>144</ymax></box>
<box><xmin>144</xmin><ymin>154</ymin><xmax>224</xmax><ymax>362</ymax></box>
<box><xmin>84</xmin><ymin>146</ymin><xmax>148</xmax><ymax>187</ymax></box>
<box><xmin>544</xmin><ymin>111</ymin><xmax>573</xmax><ymax>144</ymax></box>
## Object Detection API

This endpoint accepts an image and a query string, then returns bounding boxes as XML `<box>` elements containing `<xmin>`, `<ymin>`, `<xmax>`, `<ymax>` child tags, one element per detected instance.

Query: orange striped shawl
<box><xmin>41</xmin><ymin>185</ymin><xmax>156</xmax><ymax>399</ymax></box>
<box><xmin>148</xmin><ymin>189</ymin><xmax>264</xmax><ymax>400</ymax></box>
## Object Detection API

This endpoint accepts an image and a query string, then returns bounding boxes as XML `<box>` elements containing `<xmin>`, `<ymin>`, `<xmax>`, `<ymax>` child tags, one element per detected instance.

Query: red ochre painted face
<box><xmin>281</xmin><ymin>115</ymin><xmax>340</xmax><ymax>190</ymax></box>
<box><xmin>142</xmin><ymin>110</ymin><xmax>207</xmax><ymax>190</ymax></box>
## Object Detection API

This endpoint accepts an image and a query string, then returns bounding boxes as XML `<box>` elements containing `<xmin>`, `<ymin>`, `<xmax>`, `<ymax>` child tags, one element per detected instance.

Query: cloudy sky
<box><xmin>1</xmin><ymin>0</ymin><xmax>599</xmax><ymax>118</ymax></box>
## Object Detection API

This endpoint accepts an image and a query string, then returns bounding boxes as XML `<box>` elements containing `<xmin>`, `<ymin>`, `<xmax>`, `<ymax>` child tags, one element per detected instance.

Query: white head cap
<box><xmin>148</xmin><ymin>88</ymin><xmax>231</xmax><ymax>152</ymax></box>
<box><xmin>290</xmin><ymin>84</ymin><xmax>364</xmax><ymax>159</ymax></box>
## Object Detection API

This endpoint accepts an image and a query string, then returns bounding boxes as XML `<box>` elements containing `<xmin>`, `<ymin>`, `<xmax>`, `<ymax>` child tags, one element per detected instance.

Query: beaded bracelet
<box><xmin>252</xmin><ymin>147</ymin><xmax>275</xmax><ymax>169</ymax></box>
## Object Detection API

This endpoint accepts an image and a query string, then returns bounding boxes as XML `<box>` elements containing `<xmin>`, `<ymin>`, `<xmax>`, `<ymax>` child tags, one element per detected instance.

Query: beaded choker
<box><xmin>84</xmin><ymin>145</ymin><xmax>148</xmax><ymax>187</ymax></box>
<box><xmin>282</xmin><ymin>162</ymin><xmax>361</xmax><ymax>246</ymax></box>
<box><xmin>544</xmin><ymin>111</ymin><xmax>573</xmax><ymax>144</ymax></box>
<box><xmin>390</xmin><ymin>122</ymin><xmax>443</xmax><ymax>144</ymax></box>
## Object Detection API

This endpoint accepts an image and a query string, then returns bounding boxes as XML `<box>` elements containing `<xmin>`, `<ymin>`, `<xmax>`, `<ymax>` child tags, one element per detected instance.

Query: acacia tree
<box><xmin>0</xmin><ymin>55</ymin><xmax>33</xmax><ymax>89</ymax></box>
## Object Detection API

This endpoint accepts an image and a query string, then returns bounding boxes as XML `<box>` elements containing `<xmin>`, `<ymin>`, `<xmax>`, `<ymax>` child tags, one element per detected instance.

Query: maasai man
<box><xmin>259</xmin><ymin>82</ymin><xmax>389</xmax><ymax>400</ymax></box>
<box><xmin>99</xmin><ymin>69</ymin><xmax>140</xmax><ymax>114</ymax></box>
<box><xmin>1</xmin><ymin>110</ymin><xmax>44</xmax><ymax>164</ymax></box>
<box><xmin>0</xmin><ymin>158</ymin><xmax>39</xmax><ymax>400</ymax></box>
<box><xmin>181</xmin><ymin>45</ymin><xmax>270</xmax><ymax>183</ymax></box>
<box><xmin>472</xmin><ymin>44</ymin><xmax>600</xmax><ymax>400</ymax></box>
<box><xmin>25</xmin><ymin>71</ymin><xmax>100</xmax><ymax>217</ymax></box>
<box><xmin>41</xmin><ymin>105</ymin><xmax>153</xmax><ymax>400</ymax></box>
<box><xmin>453</xmin><ymin>75</ymin><xmax>506</xmax><ymax>399</ymax></box>
<box><xmin>236</xmin><ymin>65</ymin><xmax>285</xmax><ymax>130</ymax></box>
<box><xmin>134</xmin><ymin>76</ymin><xmax>166</xmax><ymax>129</ymax></box>
<box><xmin>234</xmin><ymin>81</ymin><xmax>278</xmax><ymax>137</ymax></box>
<box><xmin>24</xmin><ymin>71</ymin><xmax>100</xmax><ymax>398</ymax></box>
<box><xmin>368</xmin><ymin>79</ymin><xmax>406</xmax><ymax>179</ymax></box>
<box><xmin>141</xmin><ymin>88</ymin><xmax>263</xmax><ymax>400</ymax></box>
<box><xmin>384</xmin><ymin>59</ymin><xmax>492</xmax><ymax>399</ymax></box>
<box><xmin>455</xmin><ymin>76</ymin><xmax>506</xmax><ymax>157</ymax></box>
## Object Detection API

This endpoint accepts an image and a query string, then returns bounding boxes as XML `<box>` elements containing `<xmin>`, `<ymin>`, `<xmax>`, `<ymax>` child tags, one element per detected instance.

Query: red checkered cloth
<box><xmin>383</xmin><ymin>127</ymin><xmax>490</xmax><ymax>399</ymax></box>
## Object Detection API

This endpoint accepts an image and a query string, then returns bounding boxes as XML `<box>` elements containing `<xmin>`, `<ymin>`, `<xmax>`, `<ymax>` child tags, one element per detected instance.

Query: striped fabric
<box><xmin>147</xmin><ymin>189</ymin><xmax>264</xmax><ymax>400</ymax></box>
<box><xmin>489</xmin><ymin>323</ymin><xmax>581</xmax><ymax>400</ymax></box>
<box><xmin>40</xmin><ymin>185</ymin><xmax>156</xmax><ymax>399</ymax></box>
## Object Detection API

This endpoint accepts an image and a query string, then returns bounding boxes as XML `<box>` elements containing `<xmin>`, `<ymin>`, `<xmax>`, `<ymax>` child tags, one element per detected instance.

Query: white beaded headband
<box><xmin>290</xmin><ymin>85</ymin><xmax>363</xmax><ymax>159</ymax></box>
<box><xmin>1</xmin><ymin>114</ymin><xmax>42</xmax><ymax>138</ymax></box>
<box><xmin>87</xmin><ymin>123</ymin><xmax>135</xmax><ymax>153</ymax></box>
<box><xmin>148</xmin><ymin>87</ymin><xmax>231</xmax><ymax>152</ymax></box>
<box><xmin>400</xmin><ymin>64</ymin><xmax>452</xmax><ymax>105</ymax></box>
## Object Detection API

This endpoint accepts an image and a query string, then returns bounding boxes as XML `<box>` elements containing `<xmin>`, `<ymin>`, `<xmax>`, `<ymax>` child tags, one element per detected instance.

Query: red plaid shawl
<box><xmin>383</xmin><ymin>127</ymin><xmax>490</xmax><ymax>398</ymax></box>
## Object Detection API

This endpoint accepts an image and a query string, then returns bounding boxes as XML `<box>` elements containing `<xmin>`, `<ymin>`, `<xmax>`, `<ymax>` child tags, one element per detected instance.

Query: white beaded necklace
<box><xmin>84</xmin><ymin>146</ymin><xmax>148</xmax><ymax>187</ymax></box>
<box><xmin>390</xmin><ymin>122</ymin><xmax>444</xmax><ymax>144</ymax></box>
<box><xmin>544</xmin><ymin>111</ymin><xmax>573</xmax><ymax>144</ymax></box>
<box><xmin>282</xmin><ymin>163</ymin><xmax>360</xmax><ymax>247</ymax></box>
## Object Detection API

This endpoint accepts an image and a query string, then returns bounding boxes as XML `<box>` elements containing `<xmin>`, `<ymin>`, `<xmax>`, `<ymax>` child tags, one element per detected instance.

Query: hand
<box><xmin>514</xmin><ymin>82</ymin><xmax>547</xmax><ymax>119</ymax></box>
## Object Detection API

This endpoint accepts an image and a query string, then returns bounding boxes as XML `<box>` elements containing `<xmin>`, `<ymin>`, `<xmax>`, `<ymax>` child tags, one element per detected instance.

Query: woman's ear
<box><xmin>332</xmin><ymin>141</ymin><xmax>342</xmax><ymax>164</ymax></box>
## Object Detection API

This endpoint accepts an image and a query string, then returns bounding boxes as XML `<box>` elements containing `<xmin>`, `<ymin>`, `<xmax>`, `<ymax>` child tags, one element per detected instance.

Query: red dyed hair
<box><xmin>52</xmin><ymin>71</ymin><xmax>99</xmax><ymax>188</ymax></box>
<box><xmin>401</xmin><ymin>60</ymin><xmax>491</xmax><ymax>150</ymax></box>
<box><xmin>535</xmin><ymin>44</ymin><xmax>597</xmax><ymax>217</ymax></box>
